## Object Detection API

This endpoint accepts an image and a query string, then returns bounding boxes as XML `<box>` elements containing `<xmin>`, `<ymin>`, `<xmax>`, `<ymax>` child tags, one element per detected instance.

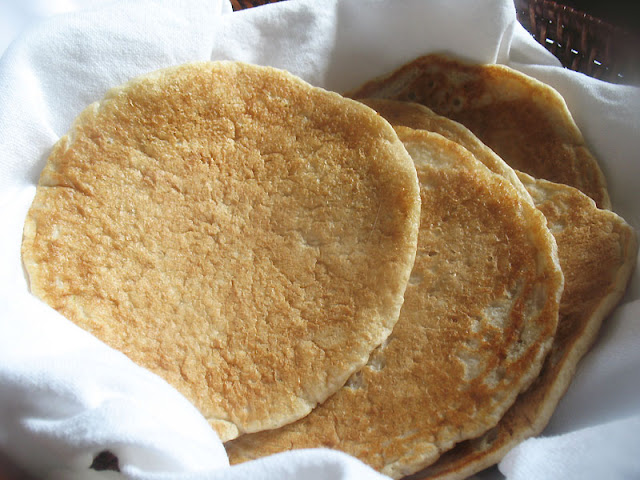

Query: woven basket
<box><xmin>231</xmin><ymin>0</ymin><xmax>285</xmax><ymax>9</ymax></box>
<box><xmin>515</xmin><ymin>0</ymin><xmax>639</xmax><ymax>84</ymax></box>
<box><xmin>231</xmin><ymin>0</ymin><xmax>640</xmax><ymax>85</ymax></box>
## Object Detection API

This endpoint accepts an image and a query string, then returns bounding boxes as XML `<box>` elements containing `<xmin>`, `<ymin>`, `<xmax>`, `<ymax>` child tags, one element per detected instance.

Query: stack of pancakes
<box><xmin>21</xmin><ymin>56</ymin><xmax>637</xmax><ymax>479</ymax></box>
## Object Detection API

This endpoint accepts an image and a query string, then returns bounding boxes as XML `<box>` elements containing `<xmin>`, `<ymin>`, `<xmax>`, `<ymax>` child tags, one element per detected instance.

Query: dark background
<box><xmin>560</xmin><ymin>0</ymin><xmax>640</xmax><ymax>34</ymax></box>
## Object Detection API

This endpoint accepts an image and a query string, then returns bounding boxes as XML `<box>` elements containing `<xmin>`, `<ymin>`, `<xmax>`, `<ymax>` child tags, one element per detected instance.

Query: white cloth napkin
<box><xmin>0</xmin><ymin>0</ymin><xmax>638</xmax><ymax>479</ymax></box>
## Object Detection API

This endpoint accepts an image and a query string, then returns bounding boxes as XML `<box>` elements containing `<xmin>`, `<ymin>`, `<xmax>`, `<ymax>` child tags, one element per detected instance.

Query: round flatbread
<box><xmin>358</xmin><ymin>98</ymin><xmax>532</xmax><ymax>202</ymax></box>
<box><xmin>226</xmin><ymin>128</ymin><xmax>563</xmax><ymax>478</ymax></box>
<box><xmin>419</xmin><ymin>174</ymin><xmax>637</xmax><ymax>480</ymax></box>
<box><xmin>347</xmin><ymin>54</ymin><xmax>610</xmax><ymax>208</ymax></box>
<box><xmin>357</xmin><ymin>99</ymin><xmax>637</xmax><ymax>478</ymax></box>
<box><xmin>21</xmin><ymin>61</ymin><xmax>421</xmax><ymax>441</ymax></box>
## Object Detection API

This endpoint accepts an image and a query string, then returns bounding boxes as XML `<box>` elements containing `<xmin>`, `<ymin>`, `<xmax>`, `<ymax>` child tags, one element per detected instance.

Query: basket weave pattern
<box><xmin>515</xmin><ymin>0</ymin><xmax>639</xmax><ymax>84</ymax></box>
<box><xmin>230</xmin><ymin>0</ymin><xmax>285</xmax><ymax>11</ymax></box>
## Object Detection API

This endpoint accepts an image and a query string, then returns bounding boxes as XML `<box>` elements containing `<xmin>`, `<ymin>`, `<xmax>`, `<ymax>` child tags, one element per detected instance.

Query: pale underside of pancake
<box><xmin>21</xmin><ymin>61</ymin><xmax>422</xmax><ymax>442</ymax></box>
<box><xmin>362</xmin><ymin>98</ymin><xmax>638</xmax><ymax>479</ymax></box>
<box><xmin>226</xmin><ymin>129</ymin><xmax>563</xmax><ymax>479</ymax></box>
<box><xmin>347</xmin><ymin>54</ymin><xmax>611</xmax><ymax>209</ymax></box>
<box><xmin>416</xmin><ymin>174</ymin><xmax>637</xmax><ymax>480</ymax></box>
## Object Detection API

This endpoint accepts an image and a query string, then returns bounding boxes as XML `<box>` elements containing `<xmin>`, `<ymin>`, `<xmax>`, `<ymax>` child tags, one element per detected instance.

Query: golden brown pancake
<box><xmin>21</xmin><ymin>61</ymin><xmax>422</xmax><ymax>442</ymax></box>
<box><xmin>416</xmin><ymin>174</ymin><xmax>637</xmax><ymax>480</ymax></box>
<box><xmin>348</xmin><ymin>54</ymin><xmax>610</xmax><ymax>208</ymax></box>
<box><xmin>357</xmin><ymin>100</ymin><xmax>637</xmax><ymax>478</ymax></box>
<box><xmin>226</xmin><ymin>128</ymin><xmax>563</xmax><ymax>479</ymax></box>
<box><xmin>358</xmin><ymin>99</ymin><xmax>531</xmax><ymax>202</ymax></box>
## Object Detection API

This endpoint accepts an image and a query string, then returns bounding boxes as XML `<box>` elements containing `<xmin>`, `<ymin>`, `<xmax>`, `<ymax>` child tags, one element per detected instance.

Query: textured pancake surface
<box><xmin>418</xmin><ymin>174</ymin><xmax>637</xmax><ymax>480</ymax></box>
<box><xmin>21</xmin><ymin>61</ymin><xmax>421</xmax><ymax>441</ymax></box>
<box><xmin>358</xmin><ymin>98</ymin><xmax>531</xmax><ymax>202</ymax></box>
<box><xmin>361</xmin><ymin>101</ymin><xmax>637</xmax><ymax>478</ymax></box>
<box><xmin>348</xmin><ymin>54</ymin><xmax>610</xmax><ymax>208</ymax></box>
<box><xmin>226</xmin><ymin>129</ymin><xmax>563</xmax><ymax>478</ymax></box>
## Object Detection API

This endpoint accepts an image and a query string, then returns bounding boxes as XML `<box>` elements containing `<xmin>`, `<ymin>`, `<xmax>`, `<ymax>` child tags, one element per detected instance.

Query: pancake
<box><xmin>347</xmin><ymin>54</ymin><xmax>611</xmax><ymax>209</ymax></box>
<box><xmin>226</xmin><ymin>128</ymin><xmax>563</xmax><ymax>478</ymax></box>
<box><xmin>21</xmin><ymin>61</ymin><xmax>421</xmax><ymax>441</ymax></box>
<box><xmin>358</xmin><ymin>99</ymin><xmax>531</xmax><ymax>202</ymax></box>
<box><xmin>417</xmin><ymin>174</ymin><xmax>637</xmax><ymax>480</ymax></box>
<box><xmin>357</xmin><ymin>100</ymin><xmax>637</xmax><ymax>478</ymax></box>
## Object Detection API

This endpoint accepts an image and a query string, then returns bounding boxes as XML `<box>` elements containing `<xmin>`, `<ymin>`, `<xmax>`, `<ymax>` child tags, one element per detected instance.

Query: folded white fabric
<box><xmin>0</xmin><ymin>1</ymin><xmax>638</xmax><ymax>479</ymax></box>
<box><xmin>500</xmin><ymin>415</ymin><xmax>640</xmax><ymax>480</ymax></box>
<box><xmin>498</xmin><ymin>301</ymin><xmax>640</xmax><ymax>480</ymax></box>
